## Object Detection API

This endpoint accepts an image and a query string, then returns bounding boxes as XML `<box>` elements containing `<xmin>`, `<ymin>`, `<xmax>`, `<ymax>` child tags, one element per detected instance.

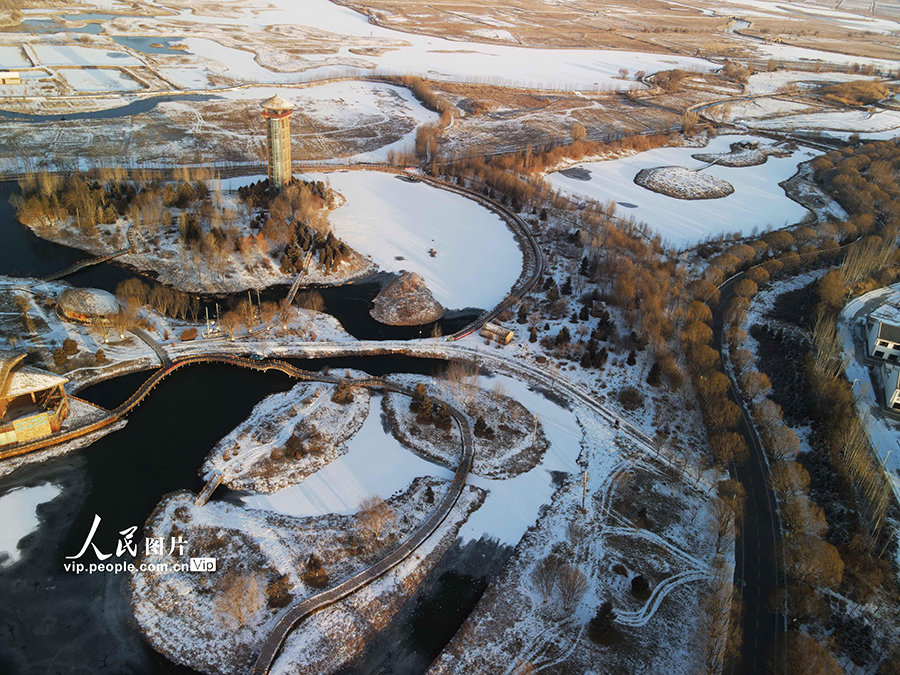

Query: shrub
<box><xmin>331</xmin><ymin>381</ymin><xmax>354</xmax><ymax>404</ymax></box>
<box><xmin>588</xmin><ymin>601</ymin><xmax>619</xmax><ymax>645</ymax></box>
<box><xmin>631</xmin><ymin>575</ymin><xmax>651</xmax><ymax>600</ymax></box>
<box><xmin>617</xmin><ymin>386</ymin><xmax>644</xmax><ymax>410</ymax></box>
<box><xmin>62</xmin><ymin>337</ymin><xmax>78</xmax><ymax>356</ymax></box>
<box><xmin>180</xmin><ymin>327</ymin><xmax>198</xmax><ymax>341</ymax></box>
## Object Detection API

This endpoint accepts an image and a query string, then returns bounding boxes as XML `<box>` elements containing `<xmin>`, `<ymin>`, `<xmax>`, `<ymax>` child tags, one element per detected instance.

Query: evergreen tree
<box><xmin>627</xmin><ymin>349</ymin><xmax>637</xmax><ymax>366</ymax></box>
<box><xmin>588</xmin><ymin>601</ymin><xmax>617</xmax><ymax>643</ymax></box>
<box><xmin>561</xmin><ymin>277</ymin><xmax>573</xmax><ymax>296</ymax></box>
<box><xmin>647</xmin><ymin>362</ymin><xmax>662</xmax><ymax>387</ymax></box>
<box><xmin>418</xmin><ymin>394</ymin><xmax>433</xmax><ymax>420</ymax></box>
<box><xmin>579</xmin><ymin>305</ymin><xmax>589</xmax><ymax>321</ymax></box>
<box><xmin>580</xmin><ymin>350</ymin><xmax>592</xmax><ymax>369</ymax></box>
<box><xmin>529</xmin><ymin>326</ymin><xmax>538</xmax><ymax>343</ymax></box>
<box><xmin>555</xmin><ymin>326</ymin><xmax>571</xmax><ymax>346</ymax></box>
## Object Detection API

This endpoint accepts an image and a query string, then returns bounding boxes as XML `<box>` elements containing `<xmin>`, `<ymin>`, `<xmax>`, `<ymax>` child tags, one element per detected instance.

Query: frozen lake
<box><xmin>303</xmin><ymin>170</ymin><xmax>523</xmax><ymax>312</ymax></box>
<box><xmin>546</xmin><ymin>135</ymin><xmax>815</xmax><ymax>248</ymax></box>
<box><xmin>0</xmin><ymin>483</ymin><xmax>62</xmax><ymax>567</ymax></box>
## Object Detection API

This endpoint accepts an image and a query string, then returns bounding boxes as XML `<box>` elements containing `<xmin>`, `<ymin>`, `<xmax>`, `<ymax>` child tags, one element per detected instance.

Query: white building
<box><xmin>882</xmin><ymin>363</ymin><xmax>900</xmax><ymax>410</ymax></box>
<box><xmin>865</xmin><ymin>302</ymin><xmax>900</xmax><ymax>362</ymax></box>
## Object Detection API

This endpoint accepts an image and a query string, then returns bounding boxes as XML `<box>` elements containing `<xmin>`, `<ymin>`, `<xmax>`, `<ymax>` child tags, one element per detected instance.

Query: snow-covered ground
<box><xmin>58</xmin><ymin>67</ymin><xmax>143</xmax><ymax>92</ymax></box>
<box><xmin>241</xmin><ymin>393</ymin><xmax>456</xmax><ymax>517</ymax></box>
<box><xmin>214</xmin><ymin>80</ymin><xmax>438</xmax><ymax>163</ymax></box>
<box><xmin>0</xmin><ymin>483</ymin><xmax>62</xmax><ymax>567</ymax></box>
<box><xmin>173</xmin><ymin>0</ymin><xmax>714</xmax><ymax>90</ymax></box>
<box><xmin>302</xmin><ymin>170</ymin><xmax>523</xmax><ymax>311</ymax></box>
<box><xmin>0</xmin><ymin>45</ymin><xmax>31</xmax><ymax>69</ymax></box>
<box><xmin>242</xmin><ymin>372</ymin><xmax>584</xmax><ymax>546</ymax></box>
<box><xmin>747</xmin><ymin>109</ymin><xmax>900</xmax><ymax>137</ymax></box>
<box><xmin>31</xmin><ymin>44</ymin><xmax>142</xmax><ymax>67</ymax></box>
<box><xmin>546</xmin><ymin>135</ymin><xmax>814</xmax><ymax>248</ymax></box>
<box><xmin>743</xmin><ymin>71</ymin><xmax>879</xmax><ymax>96</ymax></box>
<box><xmin>722</xmin><ymin>0</ymin><xmax>900</xmax><ymax>34</ymax></box>
<box><xmin>10</xmin><ymin>0</ymin><xmax>715</xmax><ymax>93</ymax></box>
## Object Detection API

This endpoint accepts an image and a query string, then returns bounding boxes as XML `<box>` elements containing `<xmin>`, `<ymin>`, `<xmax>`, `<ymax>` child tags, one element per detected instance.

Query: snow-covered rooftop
<box><xmin>260</xmin><ymin>94</ymin><xmax>294</xmax><ymax>111</ymax></box>
<box><xmin>57</xmin><ymin>287</ymin><xmax>120</xmax><ymax>319</ymax></box>
<box><xmin>868</xmin><ymin>294</ymin><xmax>900</xmax><ymax>328</ymax></box>
<box><xmin>2</xmin><ymin>366</ymin><xmax>67</xmax><ymax>400</ymax></box>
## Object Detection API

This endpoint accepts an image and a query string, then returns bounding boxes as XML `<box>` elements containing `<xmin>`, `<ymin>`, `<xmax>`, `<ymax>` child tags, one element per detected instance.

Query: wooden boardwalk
<box><xmin>249</xmin><ymin>381</ymin><xmax>474</xmax><ymax>675</ymax></box>
<box><xmin>0</xmin><ymin>350</ymin><xmax>473</xmax><ymax>673</ymax></box>
<box><xmin>41</xmin><ymin>226</ymin><xmax>136</xmax><ymax>282</ymax></box>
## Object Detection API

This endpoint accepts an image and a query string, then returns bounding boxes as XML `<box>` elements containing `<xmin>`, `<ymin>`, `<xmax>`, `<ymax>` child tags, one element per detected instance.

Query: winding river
<box><xmin>0</xmin><ymin>178</ymin><xmax>568</xmax><ymax>675</ymax></box>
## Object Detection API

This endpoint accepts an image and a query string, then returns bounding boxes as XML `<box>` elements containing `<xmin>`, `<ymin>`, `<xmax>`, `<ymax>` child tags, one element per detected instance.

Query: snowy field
<box><xmin>0</xmin><ymin>46</ymin><xmax>31</xmax><ymax>69</ymax></box>
<box><xmin>302</xmin><ymin>171</ymin><xmax>523</xmax><ymax>311</ymax></box>
<box><xmin>59</xmin><ymin>67</ymin><xmax>143</xmax><ymax>92</ymax></box>
<box><xmin>19</xmin><ymin>0</ymin><xmax>713</xmax><ymax>92</ymax></box>
<box><xmin>744</xmin><ymin>71</ymin><xmax>880</xmax><ymax>96</ymax></box>
<box><xmin>722</xmin><ymin>0</ymin><xmax>900</xmax><ymax>33</ymax></box>
<box><xmin>241</xmin><ymin>394</ymin><xmax>455</xmax><ymax>517</ymax></box>
<box><xmin>31</xmin><ymin>45</ymin><xmax>142</xmax><ymax>67</ymax></box>
<box><xmin>214</xmin><ymin>81</ymin><xmax>438</xmax><ymax>162</ymax></box>
<box><xmin>546</xmin><ymin>135</ymin><xmax>814</xmax><ymax>248</ymax></box>
<box><xmin>0</xmin><ymin>483</ymin><xmax>62</xmax><ymax>567</ymax></box>
<box><xmin>242</xmin><ymin>373</ymin><xmax>585</xmax><ymax>546</ymax></box>
<box><xmin>747</xmin><ymin>109</ymin><xmax>900</xmax><ymax>138</ymax></box>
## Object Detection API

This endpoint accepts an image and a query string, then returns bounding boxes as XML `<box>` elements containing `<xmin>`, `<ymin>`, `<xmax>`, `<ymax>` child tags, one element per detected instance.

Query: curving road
<box><xmin>713</xmin><ymin>274</ymin><xmax>785</xmax><ymax>675</ymax></box>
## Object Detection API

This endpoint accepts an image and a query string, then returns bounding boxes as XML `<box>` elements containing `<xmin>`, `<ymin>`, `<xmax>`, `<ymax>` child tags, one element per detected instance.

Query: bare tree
<box><xmin>783</xmin><ymin>535</ymin><xmax>844</xmax><ymax>588</ymax></box>
<box><xmin>259</xmin><ymin>301</ymin><xmax>278</xmax><ymax>331</ymax></box>
<box><xmin>782</xmin><ymin>495</ymin><xmax>828</xmax><ymax>539</ymax></box>
<box><xmin>220</xmin><ymin>310</ymin><xmax>241</xmax><ymax>341</ymax></box>
<box><xmin>112</xmin><ymin>307</ymin><xmax>135</xmax><ymax>339</ymax></box>
<box><xmin>443</xmin><ymin>359</ymin><xmax>480</xmax><ymax>410</ymax></box>
<box><xmin>531</xmin><ymin>554</ymin><xmax>562</xmax><ymax>601</ymax></box>
<box><xmin>556</xmin><ymin>564</ymin><xmax>588</xmax><ymax>611</ymax></box>
<box><xmin>355</xmin><ymin>496</ymin><xmax>397</xmax><ymax>545</ymax></box>
<box><xmin>698</xmin><ymin>565</ymin><xmax>741</xmax><ymax>675</ymax></box>
<box><xmin>769</xmin><ymin>461</ymin><xmax>810</xmax><ymax>501</ymax></box>
<box><xmin>237</xmin><ymin>298</ymin><xmax>256</xmax><ymax>331</ymax></box>
<box><xmin>296</xmin><ymin>290</ymin><xmax>325</xmax><ymax>313</ymax></box>
<box><xmin>217</xmin><ymin>570</ymin><xmax>265</xmax><ymax>628</ymax></box>
<box><xmin>739</xmin><ymin>370</ymin><xmax>772</xmax><ymax>402</ymax></box>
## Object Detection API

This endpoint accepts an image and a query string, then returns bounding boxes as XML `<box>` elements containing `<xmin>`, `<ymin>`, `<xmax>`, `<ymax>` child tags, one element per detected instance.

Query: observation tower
<box><xmin>260</xmin><ymin>94</ymin><xmax>294</xmax><ymax>190</ymax></box>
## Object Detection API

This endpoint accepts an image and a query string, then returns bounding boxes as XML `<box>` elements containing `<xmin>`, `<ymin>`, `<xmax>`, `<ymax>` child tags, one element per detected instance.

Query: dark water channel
<box><xmin>0</xmin><ymin>180</ymin><xmax>502</xmax><ymax>674</ymax></box>
<box><xmin>0</xmin><ymin>356</ymin><xmax>508</xmax><ymax>674</ymax></box>
<box><xmin>0</xmin><ymin>182</ymin><xmax>481</xmax><ymax>340</ymax></box>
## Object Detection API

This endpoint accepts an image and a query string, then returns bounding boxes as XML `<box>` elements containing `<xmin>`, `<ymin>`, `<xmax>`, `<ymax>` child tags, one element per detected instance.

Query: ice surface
<box><xmin>0</xmin><ymin>483</ymin><xmax>62</xmax><ymax>567</ymax></box>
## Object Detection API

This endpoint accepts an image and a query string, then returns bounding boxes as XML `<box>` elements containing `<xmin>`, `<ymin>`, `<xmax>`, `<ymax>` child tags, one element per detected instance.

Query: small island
<box><xmin>369</xmin><ymin>271</ymin><xmax>444</xmax><ymax>326</ymax></box>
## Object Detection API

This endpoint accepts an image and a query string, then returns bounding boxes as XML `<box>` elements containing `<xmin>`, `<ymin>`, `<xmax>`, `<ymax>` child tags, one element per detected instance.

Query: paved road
<box><xmin>714</xmin><ymin>274</ymin><xmax>784</xmax><ymax>675</ymax></box>
<box><xmin>129</xmin><ymin>327</ymin><xmax>173</xmax><ymax>367</ymax></box>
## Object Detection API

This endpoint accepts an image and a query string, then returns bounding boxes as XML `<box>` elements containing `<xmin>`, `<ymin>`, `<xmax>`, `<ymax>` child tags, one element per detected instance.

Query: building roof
<box><xmin>481</xmin><ymin>322</ymin><xmax>513</xmax><ymax>336</ymax></box>
<box><xmin>260</xmin><ymin>94</ymin><xmax>294</xmax><ymax>111</ymax></box>
<box><xmin>3</xmin><ymin>366</ymin><xmax>67</xmax><ymax>400</ymax></box>
<box><xmin>878</xmin><ymin>321</ymin><xmax>900</xmax><ymax>344</ymax></box>
<box><xmin>0</xmin><ymin>352</ymin><xmax>27</xmax><ymax>399</ymax></box>
<box><xmin>57</xmin><ymin>287</ymin><xmax>120</xmax><ymax>318</ymax></box>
